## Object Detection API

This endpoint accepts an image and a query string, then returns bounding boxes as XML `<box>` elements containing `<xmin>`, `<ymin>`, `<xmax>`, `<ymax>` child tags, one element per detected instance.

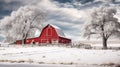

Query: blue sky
<box><xmin>0</xmin><ymin>0</ymin><xmax>120</xmax><ymax>41</ymax></box>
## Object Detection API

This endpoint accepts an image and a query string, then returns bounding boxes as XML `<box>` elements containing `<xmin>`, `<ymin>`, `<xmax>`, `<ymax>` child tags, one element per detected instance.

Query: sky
<box><xmin>0</xmin><ymin>0</ymin><xmax>120</xmax><ymax>41</ymax></box>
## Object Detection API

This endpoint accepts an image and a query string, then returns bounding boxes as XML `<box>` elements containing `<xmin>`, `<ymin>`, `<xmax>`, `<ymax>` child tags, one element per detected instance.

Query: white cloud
<box><xmin>36</xmin><ymin>0</ymin><xmax>91</xmax><ymax>41</ymax></box>
<box><xmin>1</xmin><ymin>0</ymin><xmax>120</xmax><ymax>41</ymax></box>
<box><xmin>0</xmin><ymin>0</ymin><xmax>95</xmax><ymax>41</ymax></box>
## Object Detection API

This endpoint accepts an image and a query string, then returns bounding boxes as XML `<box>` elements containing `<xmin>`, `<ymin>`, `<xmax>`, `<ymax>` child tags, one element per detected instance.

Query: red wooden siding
<box><xmin>16</xmin><ymin>24</ymin><xmax>71</xmax><ymax>45</ymax></box>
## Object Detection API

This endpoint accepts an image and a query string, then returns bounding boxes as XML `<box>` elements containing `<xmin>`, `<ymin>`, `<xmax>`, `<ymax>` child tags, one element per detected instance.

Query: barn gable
<box><xmin>41</xmin><ymin>24</ymin><xmax>65</xmax><ymax>37</ymax></box>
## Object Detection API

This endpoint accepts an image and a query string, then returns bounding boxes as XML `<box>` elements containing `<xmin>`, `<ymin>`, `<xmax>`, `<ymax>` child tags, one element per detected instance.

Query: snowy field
<box><xmin>0</xmin><ymin>45</ymin><xmax>120</xmax><ymax>67</ymax></box>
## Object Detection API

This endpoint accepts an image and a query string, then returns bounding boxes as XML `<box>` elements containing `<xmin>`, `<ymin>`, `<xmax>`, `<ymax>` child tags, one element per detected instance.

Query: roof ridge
<box><xmin>48</xmin><ymin>24</ymin><xmax>65</xmax><ymax>37</ymax></box>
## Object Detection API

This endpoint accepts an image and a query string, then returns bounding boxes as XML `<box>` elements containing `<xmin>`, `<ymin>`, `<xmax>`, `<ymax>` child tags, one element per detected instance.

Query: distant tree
<box><xmin>83</xmin><ymin>6</ymin><xmax>120</xmax><ymax>49</ymax></box>
<box><xmin>0</xmin><ymin>5</ymin><xmax>46</xmax><ymax>44</ymax></box>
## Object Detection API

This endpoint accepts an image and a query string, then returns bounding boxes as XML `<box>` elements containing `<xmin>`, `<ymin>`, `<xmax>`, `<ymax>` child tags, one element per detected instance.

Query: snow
<box><xmin>0</xmin><ymin>63</ymin><xmax>112</xmax><ymax>67</ymax></box>
<box><xmin>0</xmin><ymin>45</ymin><xmax>120</xmax><ymax>65</ymax></box>
<box><xmin>50</xmin><ymin>24</ymin><xmax>65</xmax><ymax>37</ymax></box>
<box><xmin>34</xmin><ymin>29</ymin><xmax>41</xmax><ymax>37</ymax></box>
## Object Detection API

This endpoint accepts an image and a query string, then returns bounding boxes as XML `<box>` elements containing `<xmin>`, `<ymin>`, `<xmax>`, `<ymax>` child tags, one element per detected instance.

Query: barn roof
<box><xmin>48</xmin><ymin>24</ymin><xmax>65</xmax><ymax>37</ymax></box>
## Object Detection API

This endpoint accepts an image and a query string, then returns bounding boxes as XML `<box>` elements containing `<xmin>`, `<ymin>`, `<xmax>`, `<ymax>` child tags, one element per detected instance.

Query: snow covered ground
<box><xmin>0</xmin><ymin>45</ymin><xmax>120</xmax><ymax>66</ymax></box>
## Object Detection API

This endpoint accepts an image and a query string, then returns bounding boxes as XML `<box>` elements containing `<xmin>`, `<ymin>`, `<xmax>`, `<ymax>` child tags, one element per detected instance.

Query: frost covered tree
<box><xmin>0</xmin><ymin>5</ymin><xmax>46</xmax><ymax>43</ymax></box>
<box><xmin>83</xmin><ymin>6</ymin><xmax>120</xmax><ymax>49</ymax></box>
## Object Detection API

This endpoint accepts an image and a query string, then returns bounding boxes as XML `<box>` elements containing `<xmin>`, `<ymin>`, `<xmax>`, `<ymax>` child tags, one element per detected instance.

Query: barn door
<box><xmin>41</xmin><ymin>39</ymin><xmax>49</xmax><ymax>43</ymax></box>
<box><xmin>52</xmin><ymin>39</ymin><xmax>58</xmax><ymax>44</ymax></box>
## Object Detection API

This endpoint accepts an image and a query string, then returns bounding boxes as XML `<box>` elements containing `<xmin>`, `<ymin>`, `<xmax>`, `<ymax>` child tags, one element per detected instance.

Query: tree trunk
<box><xmin>24</xmin><ymin>38</ymin><xmax>26</xmax><ymax>44</ymax></box>
<box><xmin>22</xmin><ymin>30</ymin><xmax>29</xmax><ymax>45</ymax></box>
<box><xmin>22</xmin><ymin>33</ymin><xmax>26</xmax><ymax>45</ymax></box>
<box><xmin>22</xmin><ymin>38</ymin><xmax>26</xmax><ymax>46</ymax></box>
<box><xmin>102</xmin><ymin>36</ymin><xmax>107</xmax><ymax>49</ymax></box>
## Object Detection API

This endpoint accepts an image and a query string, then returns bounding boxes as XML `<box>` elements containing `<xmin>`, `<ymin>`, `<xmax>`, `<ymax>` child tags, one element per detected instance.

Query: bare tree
<box><xmin>22</xmin><ymin>14</ymin><xmax>45</xmax><ymax>44</ymax></box>
<box><xmin>0</xmin><ymin>5</ymin><xmax>46</xmax><ymax>43</ymax></box>
<box><xmin>83</xmin><ymin>6</ymin><xmax>120</xmax><ymax>49</ymax></box>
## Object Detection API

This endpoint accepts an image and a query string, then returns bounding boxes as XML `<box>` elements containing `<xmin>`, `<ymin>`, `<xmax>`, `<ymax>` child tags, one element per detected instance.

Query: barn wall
<box><xmin>39</xmin><ymin>26</ymin><xmax>59</xmax><ymax>43</ymax></box>
<box><xmin>16</xmin><ymin>40</ymin><xmax>22</xmax><ymax>44</ymax></box>
<box><xmin>15</xmin><ymin>24</ymin><xmax>71</xmax><ymax>45</ymax></box>
<box><xmin>59</xmin><ymin>37</ymin><xmax>71</xmax><ymax>43</ymax></box>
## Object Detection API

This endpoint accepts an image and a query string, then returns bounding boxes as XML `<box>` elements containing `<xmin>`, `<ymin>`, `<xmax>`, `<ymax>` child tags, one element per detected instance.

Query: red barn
<box><xmin>16</xmin><ymin>24</ymin><xmax>71</xmax><ymax>45</ymax></box>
